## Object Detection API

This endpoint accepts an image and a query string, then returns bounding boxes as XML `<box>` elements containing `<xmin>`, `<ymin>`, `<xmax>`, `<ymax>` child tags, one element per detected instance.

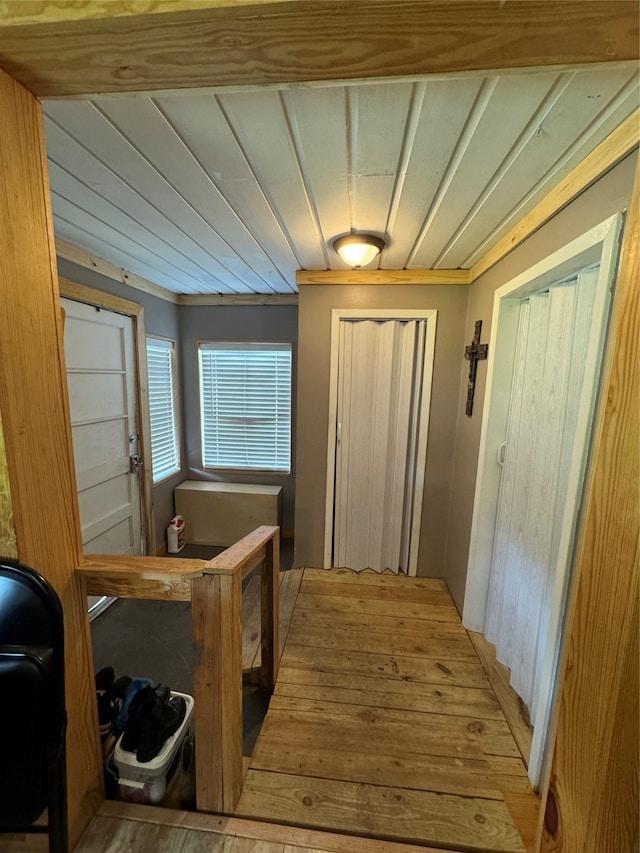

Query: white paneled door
<box><xmin>332</xmin><ymin>315</ymin><xmax>435</xmax><ymax>574</ymax></box>
<box><xmin>62</xmin><ymin>298</ymin><xmax>143</xmax><ymax>618</ymax></box>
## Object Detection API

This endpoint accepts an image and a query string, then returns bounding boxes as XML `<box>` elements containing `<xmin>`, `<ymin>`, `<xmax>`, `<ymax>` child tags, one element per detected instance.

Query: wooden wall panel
<box><xmin>539</xmin><ymin>153</ymin><xmax>639</xmax><ymax>852</ymax></box>
<box><xmin>0</xmin><ymin>411</ymin><xmax>17</xmax><ymax>559</ymax></box>
<box><xmin>0</xmin><ymin>1</ymin><xmax>636</xmax><ymax>97</ymax></box>
<box><xmin>0</xmin><ymin>67</ymin><xmax>102</xmax><ymax>843</ymax></box>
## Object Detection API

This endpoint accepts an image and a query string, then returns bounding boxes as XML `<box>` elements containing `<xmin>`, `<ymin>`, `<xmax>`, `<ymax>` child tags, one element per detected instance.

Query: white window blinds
<box><xmin>146</xmin><ymin>337</ymin><xmax>180</xmax><ymax>483</ymax></box>
<box><xmin>198</xmin><ymin>342</ymin><xmax>292</xmax><ymax>472</ymax></box>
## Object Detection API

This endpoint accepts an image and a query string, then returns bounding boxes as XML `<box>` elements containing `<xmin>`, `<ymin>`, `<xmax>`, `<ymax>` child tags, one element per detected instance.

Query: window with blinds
<box><xmin>198</xmin><ymin>341</ymin><xmax>292</xmax><ymax>472</ymax></box>
<box><xmin>146</xmin><ymin>337</ymin><xmax>181</xmax><ymax>483</ymax></box>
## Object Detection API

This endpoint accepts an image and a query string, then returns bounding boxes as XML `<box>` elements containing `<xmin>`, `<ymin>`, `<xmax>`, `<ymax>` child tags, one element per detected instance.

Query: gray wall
<box><xmin>57</xmin><ymin>259</ymin><xmax>183</xmax><ymax>553</ymax></box>
<box><xmin>294</xmin><ymin>283</ymin><xmax>468</xmax><ymax>576</ymax></box>
<box><xmin>444</xmin><ymin>151</ymin><xmax>637</xmax><ymax>613</ymax></box>
<box><xmin>179</xmin><ymin>304</ymin><xmax>298</xmax><ymax>532</ymax></box>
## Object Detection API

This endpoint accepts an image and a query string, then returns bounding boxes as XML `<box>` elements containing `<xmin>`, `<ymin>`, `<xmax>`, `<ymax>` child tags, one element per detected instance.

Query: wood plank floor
<box><xmin>236</xmin><ymin>568</ymin><xmax>539</xmax><ymax>853</ymax></box>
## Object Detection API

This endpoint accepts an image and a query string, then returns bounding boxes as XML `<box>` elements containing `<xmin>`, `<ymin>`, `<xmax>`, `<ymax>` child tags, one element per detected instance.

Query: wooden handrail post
<box><xmin>261</xmin><ymin>528</ymin><xmax>280</xmax><ymax>692</ymax></box>
<box><xmin>79</xmin><ymin>527</ymin><xmax>281</xmax><ymax>817</ymax></box>
<box><xmin>192</xmin><ymin>570</ymin><xmax>243</xmax><ymax>814</ymax></box>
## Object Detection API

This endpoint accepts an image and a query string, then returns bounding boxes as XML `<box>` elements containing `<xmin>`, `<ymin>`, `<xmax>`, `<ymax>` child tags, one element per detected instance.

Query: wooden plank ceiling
<box><xmin>42</xmin><ymin>63</ymin><xmax>638</xmax><ymax>295</ymax></box>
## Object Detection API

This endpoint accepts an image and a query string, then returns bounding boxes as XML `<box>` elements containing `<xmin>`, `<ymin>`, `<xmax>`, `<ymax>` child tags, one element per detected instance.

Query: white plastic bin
<box><xmin>114</xmin><ymin>691</ymin><xmax>194</xmax><ymax>805</ymax></box>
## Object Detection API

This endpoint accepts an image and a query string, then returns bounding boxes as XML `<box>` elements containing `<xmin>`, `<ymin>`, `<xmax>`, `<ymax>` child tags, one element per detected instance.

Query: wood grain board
<box><xmin>280</xmin><ymin>643</ymin><xmax>489</xmax><ymax>688</ymax></box>
<box><xmin>237</xmin><ymin>568</ymin><xmax>539</xmax><ymax>852</ymax></box>
<box><xmin>88</xmin><ymin>799</ymin><xmax>479</xmax><ymax>853</ymax></box>
<box><xmin>0</xmin><ymin>2</ymin><xmax>636</xmax><ymax>97</ymax></box>
<box><xmin>240</xmin><ymin>770</ymin><xmax>525</xmax><ymax>853</ymax></box>
<box><xmin>0</xmin><ymin>410</ymin><xmax>17</xmax><ymax>558</ymax></box>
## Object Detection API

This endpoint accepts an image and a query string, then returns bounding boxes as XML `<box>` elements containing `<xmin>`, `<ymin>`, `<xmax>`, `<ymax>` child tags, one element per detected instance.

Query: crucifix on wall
<box><xmin>464</xmin><ymin>320</ymin><xmax>488</xmax><ymax>416</ymax></box>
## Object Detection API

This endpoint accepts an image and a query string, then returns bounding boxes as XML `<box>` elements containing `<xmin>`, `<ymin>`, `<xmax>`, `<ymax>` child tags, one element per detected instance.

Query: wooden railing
<box><xmin>77</xmin><ymin>525</ymin><xmax>280</xmax><ymax>815</ymax></box>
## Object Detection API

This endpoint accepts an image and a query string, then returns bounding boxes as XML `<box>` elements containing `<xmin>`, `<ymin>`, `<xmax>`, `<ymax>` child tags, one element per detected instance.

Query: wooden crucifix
<box><xmin>464</xmin><ymin>320</ymin><xmax>488</xmax><ymax>416</ymax></box>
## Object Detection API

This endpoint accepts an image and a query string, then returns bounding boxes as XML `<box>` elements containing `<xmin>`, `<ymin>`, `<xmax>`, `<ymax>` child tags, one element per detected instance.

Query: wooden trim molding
<box><xmin>297</xmin><ymin>269</ymin><xmax>472</xmax><ymax>286</ymax></box>
<box><xmin>134</xmin><ymin>308</ymin><xmax>156</xmax><ymax>556</ymax></box>
<box><xmin>178</xmin><ymin>293</ymin><xmax>298</xmax><ymax>306</ymax></box>
<box><xmin>470</xmin><ymin>109</ymin><xmax>640</xmax><ymax>281</ymax></box>
<box><xmin>0</xmin><ymin>2</ymin><xmax>636</xmax><ymax>97</ymax></box>
<box><xmin>59</xmin><ymin>276</ymin><xmax>143</xmax><ymax>316</ymax></box>
<box><xmin>57</xmin><ymin>239</ymin><xmax>180</xmax><ymax>304</ymax></box>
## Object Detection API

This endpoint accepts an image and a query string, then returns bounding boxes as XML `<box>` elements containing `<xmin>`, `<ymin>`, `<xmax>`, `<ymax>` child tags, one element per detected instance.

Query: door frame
<box><xmin>462</xmin><ymin>212</ymin><xmax>623</xmax><ymax>786</ymax></box>
<box><xmin>59</xmin><ymin>278</ymin><xmax>155</xmax><ymax>556</ymax></box>
<box><xmin>323</xmin><ymin>308</ymin><xmax>438</xmax><ymax>575</ymax></box>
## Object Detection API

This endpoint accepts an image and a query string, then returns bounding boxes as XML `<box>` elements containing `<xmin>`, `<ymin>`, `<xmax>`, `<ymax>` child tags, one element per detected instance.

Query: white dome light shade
<box><xmin>333</xmin><ymin>234</ymin><xmax>385</xmax><ymax>268</ymax></box>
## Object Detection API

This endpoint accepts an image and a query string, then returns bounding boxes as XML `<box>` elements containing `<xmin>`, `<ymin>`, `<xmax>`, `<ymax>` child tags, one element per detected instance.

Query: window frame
<box><xmin>146</xmin><ymin>334</ymin><xmax>181</xmax><ymax>484</ymax></box>
<box><xmin>197</xmin><ymin>339</ymin><xmax>293</xmax><ymax>475</ymax></box>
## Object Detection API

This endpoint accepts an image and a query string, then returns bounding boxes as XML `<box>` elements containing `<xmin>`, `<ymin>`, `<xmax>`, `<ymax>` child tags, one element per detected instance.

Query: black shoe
<box><xmin>95</xmin><ymin>666</ymin><xmax>115</xmax><ymax>692</ymax></box>
<box><xmin>154</xmin><ymin>683</ymin><xmax>170</xmax><ymax>703</ymax></box>
<box><xmin>95</xmin><ymin>666</ymin><xmax>118</xmax><ymax>741</ymax></box>
<box><xmin>120</xmin><ymin>685</ymin><xmax>156</xmax><ymax>752</ymax></box>
<box><xmin>136</xmin><ymin>695</ymin><xmax>187</xmax><ymax>763</ymax></box>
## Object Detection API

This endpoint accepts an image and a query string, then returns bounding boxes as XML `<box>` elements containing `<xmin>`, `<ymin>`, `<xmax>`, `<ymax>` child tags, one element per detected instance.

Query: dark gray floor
<box><xmin>90</xmin><ymin>539</ymin><xmax>294</xmax><ymax>758</ymax></box>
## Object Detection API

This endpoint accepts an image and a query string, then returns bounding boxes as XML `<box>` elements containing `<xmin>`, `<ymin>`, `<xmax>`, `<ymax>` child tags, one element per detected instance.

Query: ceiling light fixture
<box><xmin>333</xmin><ymin>233</ymin><xmax>385</xmax><ymax>268</ymax></box>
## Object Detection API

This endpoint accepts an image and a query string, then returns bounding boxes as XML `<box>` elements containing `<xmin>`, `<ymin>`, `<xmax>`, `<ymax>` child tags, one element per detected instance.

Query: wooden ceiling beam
<box><xmin>297</xmin><ymin>269</ymin><xmax>472</xmax><ymax>286</ymax></box>
<box><xmin>0</xmin><ymin>1</ymin><xmax>636</xmax><ymax>98</ymax></box>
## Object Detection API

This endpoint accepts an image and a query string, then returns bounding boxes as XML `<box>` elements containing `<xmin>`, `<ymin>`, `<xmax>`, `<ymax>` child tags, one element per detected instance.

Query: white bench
<box><xmin>174</xmin><ymin>481</ymin><xmax>282</xmax><ymax>547</ymax></box>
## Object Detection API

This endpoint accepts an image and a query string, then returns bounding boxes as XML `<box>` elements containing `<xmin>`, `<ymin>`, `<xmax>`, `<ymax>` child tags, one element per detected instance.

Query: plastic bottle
<box><xmin>167</xmin><ymin>523</ymin><xmax>179</xmax><ymax>554</ymax></box>
<box><xmin>167</xmin><ymin>515</ymin><xmax>185</xmax><ymax>553</ymax></box>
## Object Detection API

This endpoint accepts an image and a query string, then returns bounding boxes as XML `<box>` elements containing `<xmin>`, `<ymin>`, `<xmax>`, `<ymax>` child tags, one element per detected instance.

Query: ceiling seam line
<box><xmin>45</xmin><ymin>110</ymin><xmax>250</xmax><ymax>294</ymax></box>
<box><xmin>431</xmin><ymin>71</ymin><xmax>577</xmax><ymax>268</ymax></box>
<box><xmin>279</xmin><ymin>89</ymin><xmax>332</xmax><ymax>269</ymax></box>
<box><xmin>150</xmin><ymin>96</ymin><xmax>287</xmax><ymax>293</ymax></box>
<box><xmin>214</xmin><ymin>92</ymin><xmax>304</xmax><ymax>282</ymax></box>
<box><xmin>462</xmin><ymin>73</ymin><xmax>640</xmax><ymax>266</ymax></box>
<box><xmin>345</xmin><ymin>85</ymin><xmax>357</xmax><ymax>231</ymax></box>
<box><xmin>48</xmin><ymin>159</ymin><xmax>237</xmax><ymax>294</ymax></box>
<box><xmin>85</xmin><ymin>101</ymin><xmax>260</xmax><ymax>294</ymax></box>
<box><xmin>405</xmin><ymin>75</ymin><xmax>500</xmax><ymax>269</ymax></box>
<box><xmin>384</xmin><ymin>81</ymin><xmax>428</xmax><ymax>244</ymax></box>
